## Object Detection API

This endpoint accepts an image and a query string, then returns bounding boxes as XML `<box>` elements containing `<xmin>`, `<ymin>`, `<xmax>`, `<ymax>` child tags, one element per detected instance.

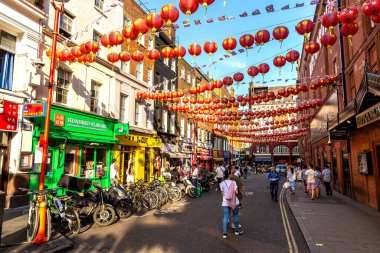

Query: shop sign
<box><xmin>222</xmin><ymin>152</ymin><xmax>230</xmax><ymax>159</ymax></box>
<box><xmin>356</xmin><ymin>102</ymin><xmax>380</xmax><ymax>128</ymax></box>
<box><xmin>126</xmin><ymin>135</ymin><xmax>149</xmax><ymax>145</ymax></box>
<box><xmin>48</xmin><ymin>107</ymin><xmax>115</xmax><ymax>138</ymax></box>
<box><xmin>148</xmin><ymin>137</ymin><xmax>162</xmax><ymax>147</ymax></box>
<box><xmin>114</xmin><ymin>123</ymin><xmax>129</xmax><ymax>135</ymax></box>
<box><xmin>23</xmin><ymin>102</ymin><xmax>46</xmax><ymax>118</ymax></box>
<box><xmin>0</xmin><ymin>100</ymin><xmax>19</xmax><ymax>132</ymax></box>
<box><xmin>181</xmin><ymin>143</ymin><xmax>193</xmax><ymax>153</ymax></box>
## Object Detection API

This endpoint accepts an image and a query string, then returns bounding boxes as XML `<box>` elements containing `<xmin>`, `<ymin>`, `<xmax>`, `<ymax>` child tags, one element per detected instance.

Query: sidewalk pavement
<box><xmin>0</xmin><ymin>206</ymin><xmax>74</xmax><ymax>253</ymax></box>
<box><xmin>286</xmin><ymin>184</ymin><xmax>380</xmax><ymax>253</ymax></box>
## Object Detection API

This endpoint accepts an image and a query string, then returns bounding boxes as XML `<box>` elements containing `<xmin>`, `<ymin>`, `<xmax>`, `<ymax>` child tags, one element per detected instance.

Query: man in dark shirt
<box><xmin>268</xmin><ymin>166</ymin><xmax>280</xmax><ymax>201</ymax></box>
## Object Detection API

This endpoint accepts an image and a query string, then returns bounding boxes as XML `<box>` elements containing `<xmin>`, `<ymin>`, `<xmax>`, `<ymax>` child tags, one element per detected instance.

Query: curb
<box><xmin>285</xmin><ymin>192</ymin><xmax>319</xmax><ymax>253</ymax></box>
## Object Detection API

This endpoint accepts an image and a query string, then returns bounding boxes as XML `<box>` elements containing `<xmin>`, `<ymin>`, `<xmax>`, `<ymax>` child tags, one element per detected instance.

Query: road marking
<box><xmin>279</xmin><ymin>188</ymin><xmax>299</xmax><ymax>253</ymax></box>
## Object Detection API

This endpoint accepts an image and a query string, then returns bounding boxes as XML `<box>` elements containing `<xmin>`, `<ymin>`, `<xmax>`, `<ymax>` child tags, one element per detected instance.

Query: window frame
<box><xmin>135</xmin><ymin>62</ymin><xmax>143</xmax><ymax>81</ymax></box>
<box><xmin>90</xmin><ymin>81</ymin><xmax>101</xmax><ymax>113</ymax></box>
<box><xmin>120</xmin><ymin>94</ymin><xmax>128</xmax><ymax>122</ymax></box>
<box><xmin>59</xmin><ymin>12</ymin><xmax>74</xmax><ymax>37</ymax></box>
<box><xmin>94</xmin><ymin>0</ymin><xmax>104</xmax><ymax>10</ymax></box>
<box><xmin>134</xmin><ymin>99</ymin><xmax>141</xmax><ymax>126</ymax></box>
<box><xmin>56</xmin><ymin>68</ymin><xmax>70</xmax><ymax>104</ymax></box>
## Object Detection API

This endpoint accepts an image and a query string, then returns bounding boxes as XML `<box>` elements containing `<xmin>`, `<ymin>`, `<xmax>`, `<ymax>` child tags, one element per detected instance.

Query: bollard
<box><xmin>0</xmin><ymin>190</ymin><xmax>5</xmax><ymax>246</ymax></box>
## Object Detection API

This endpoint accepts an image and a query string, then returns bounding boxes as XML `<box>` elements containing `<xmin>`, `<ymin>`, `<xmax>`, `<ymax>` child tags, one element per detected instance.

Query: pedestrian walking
<box><xmin>268</xmin><ymin>166</ymin><xmax>280</xmax><ymax>201</ymax></box>
<box><xmin>286</xmin><ymin>166</ymin><xmax>296</xmax><ymax>194</ymax></box>
<box><xmin>215</xmin><ymin>162</ymin><xmax>225</xmax><ymax>191</ymax></box>
<box><xmin>110</xmin><ymin>159</ymin><xmax>120</xmax><ymax>185</ymax></box>
<box><xmin>322</xmin><ymin>166</ymin><xmax>333</xmax><ymax>195</ymax></box>
<box><xmin>243</xmin><ymin>165</ymin><xmax>248</xmax><ymax>180</ymax></box>
<box><xmin>220</xmin><ymin>168</ymin><xmax>243</xmax><ymax>239</ymax></box>
<box><xmin>315</xmin><ymin>166</ymin><xmax>323</xmax><ymax>198</ymax></box>
<box><xmin>126</xmin><ymin>162</ymin><xmax>135</xmax><ymax>184</ymax></box>
<box><xmin>301</xmin><ymin>165</ymin><xmax>308</xmax><ymax>193</ymax></box>
<box><xmin>305</xmin><ymin>164</ymin><xmax>317</xmax><ymax>200</ymax></box>
<box><xmin>231</xmin><ymin>166</ymin><xmax>247</xmax><ymax>209</ymax></box>
<box><xmin>295</xmin><ymin>166</ymin><xmax>303</xmax><ymax>188</ymax></box>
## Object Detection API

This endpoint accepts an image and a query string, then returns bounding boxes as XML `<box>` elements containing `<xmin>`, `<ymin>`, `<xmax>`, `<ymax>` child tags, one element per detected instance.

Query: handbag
<box><xmin>283</xmin><ymin>181</ymin><xmax>290</xmax><ymax>189</ymax></box>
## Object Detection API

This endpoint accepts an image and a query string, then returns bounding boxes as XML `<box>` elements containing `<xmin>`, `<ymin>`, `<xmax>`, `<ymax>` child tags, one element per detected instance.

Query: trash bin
<box><xmin>0</xmin><ymin>190</ymin><xmax>5</xmax><ymax>245</ymax></box>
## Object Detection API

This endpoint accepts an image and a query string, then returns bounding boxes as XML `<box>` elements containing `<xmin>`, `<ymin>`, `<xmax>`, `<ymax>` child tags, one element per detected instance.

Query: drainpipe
<box><xmin>337</xmin><ymin>0</ymin><xmax>347</xmax><ymax>107</ymax></box>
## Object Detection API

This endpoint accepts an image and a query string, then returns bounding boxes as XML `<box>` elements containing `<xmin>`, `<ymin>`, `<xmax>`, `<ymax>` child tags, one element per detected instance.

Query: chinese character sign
<box><xmin>0</xmin><ymin>100</ymin><xmax>19</xmax><ymax>132</ymax></box>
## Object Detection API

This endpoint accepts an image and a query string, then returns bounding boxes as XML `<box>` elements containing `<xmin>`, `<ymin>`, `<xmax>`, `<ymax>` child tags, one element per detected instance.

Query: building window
<box><xmin>171</xmin><ymin>59</ymin><xmax>176</xmax><ymax>72</ymax></box>
<box><xmin>90</xmin><ymin>81</ymin><xmax>101</xmax><ymax>113</ymax></box>
<box><xmin>56</xmin><ymin>69</ymin><xmax>70</xmax><ymax>104</ymax></box>
<box><xmin>94</xmin><ymin>0</ymin><xmax>104</xmax><ymax>10</ymax></box>
<box><xmin>260</xmin><ymin>145</ymin><xmax>266</xmax><ymax>153</ymax></box>
<box><xmin>135</xmin><ymin>62</ymin><xmax>143</xmax><ymax>80</ymax></box>
<box><xmin>181</xmin><ymin>69</ymin><xmax>185</xmax><ymax>80</ymax></box>
<box><xmin>163</xmin><ymin>58</ymin><xmax>169</xmax><ymax>66</ymax></box>
<box><xmin>163</xmin><ymin>77</ymin><xmax>169</xmax><ymax>91</ymax></box>
<box><xmin>0</xmin><ymin>30</ymin><xmax>16</xmax><ymax>90</ymax></box>
<box><xmin>148</xmin><ymin>36</ymin><xmax>154</xmax><ymax>50</ymax></box>
<box><xmin>192</xmin><ymin>77</ymin><xmax>196</xmax><ymax>86</ymax></box>
<box><xmin>162</xmin><ymin>109</ymin><xmax>168</xmax><ymax>132</ymax></box>
<box><xmin>170</xmin><ymin>113</ymin><xmax>175</xmax><ymax>134</ymax></box>
<box><xmin>93</xmin><ymin>30</ymin><xmax>101</xmax><ymax>56</ymax></box>
<box><xmin>187</xmin><ymin>74</ymin><xmax>191</xmax><ymax>84</ymax></box>
<box><xmin>123</xmin><ymin>14</ymin><xmax>131</xmax><ymax>26</ymax></box>
<box><xmin>187</xmin><ymin>121</ymin><xmax>191</xmax><ymax>139</ymax></box>
<box><xmin>121</xmin><ymin>61</ymin><xmax>130</xmax><ymax>74</ymax></box>
<box><xmin>120</xmin><ymin>94</ymin><xmax>128</xmax><ymax>122</ymax></box>
<box><xmin>134</xmin><ymin>100</ymin><xmax>140</xmax><ymax>126</ymax></box>
<box><xmin>147</xmin><ymin>68</ymin><xmax>153</xmax><ymax>86</ymax></box>
<box><xmin>59</xmin><ymin>12</ymin><xmax>73</xmax><ymax>38</ymax></box>
<box><xmin>180</xmin><ymin>118</ymin><xmax>185</xmax><ymax>137</ymax></box>
<box><xmin>197</xmin><ymin>128</ymin><xmax>201</xmax><ymax>142</ymax></box>
<box><xmin>137</xmin><ymin>35</ymin><xmax>145</xmax><ymax>47</ymax></box>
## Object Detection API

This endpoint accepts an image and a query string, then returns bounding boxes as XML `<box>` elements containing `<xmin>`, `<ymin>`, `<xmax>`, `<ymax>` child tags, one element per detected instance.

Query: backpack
<box><xmin>224</xmin><ymin>181</ymin><xmax>236</xmax><ymax>210</ymax></box>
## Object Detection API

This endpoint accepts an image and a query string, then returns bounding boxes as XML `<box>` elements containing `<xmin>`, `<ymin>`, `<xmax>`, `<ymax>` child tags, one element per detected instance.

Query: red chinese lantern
<box><xmin>122</xmin><ymin>26</ymin><xmax>138</xmax><ymax>50</ymax></box>
<box><xmin>46</xmin><ymin>48</ymin><xmax>52</xmax><ymax>58</ymax></box>
<box><xmin>189</xmin><ymin>87</ymin><xmax>197</xmax><ymax>94</ymax></box>
<box><xmin>223</xmin><ymin>74</ymin><xmax>233</xmax><ymax>88</ymax></box>
<box><xmin>203</xmin><ymin>41</ymin><xmax>218</xmax><ymax>55</ymax></box>
<box><xmin>174</xmin><ymin>46</ymin><xmax>186</xmax><ymax>59</ymax></box>
<box><xmin>197</xmin><ymin>0</ymin><xmax>215</xmax><ymax>15</ymax></box>
<box><xmin>70</xmin><ymin>46</ymin><xmax>82</xmax><ymax>58</ymax></box>
<box><xmin>258</xmin><ymin>63</ymin><xmax>270</xmax><ymax>79</ymax></box>
<box><xmin>361</xmin><ymin>0</ymin><xmax>380</xmax><ymax>17</ymax></box>
<box><xmin>107</xmin><ymin>52</ymin><xmax>119</xmax><ymax>63</ymax></box>
<box><xmin>58</xmin><ymin>49</ymin><xmax>71</xmax><ymax>62</ymax></box>
<box><xmin>133</xmin><ymin>19</ymin><xmax>149</xmax><ymax>38</ymax></box>
<box><xmin>305</xmin><ymin>41</ymin><xmax>320</xmax><ymax>55</ymax></box>
<box><xmin>247</xmin><ymin>66</ymin><xmax>259</xmax><ymax>79</ymax></box>
<box><xmin>131</xmin><ymin>50</ymin><xmax>144</xmax><ymax>62</ymax></box>
<box><xmin>295</xmin><ymin>19</ymin><xmax>314</xmax><ymax>41</ymax></box>
<box><xmin>233</xmin><ymin>72</ymin><xmax>244</xmax><ymax>83</ymax></box>
<box><xmin>108</xmin><ymin>31</ymin><xmax>124</xmax><ymax>47</ymax></box>
<box><xmin>179</xmin><ymin>0</ymin><xmax>199</xmax><ymax>17</ymax></box>
<box><xmin>372</xmin><ymin>13</ymin><xmax>380</xmax><ymax>23</ymax></box>
<box><xmin>340</xmin><ymin>6</ymin><xmax>359</xmax><ymax>23</ymax></box>
<box><xmin>146</xmin><ymin>13</ymin><xmax>164</xmax><ymax>32</ymax></box>
<box><xmin>222</xmin><ymin>37</ymin><xmax>237</xmax><ymax>52</ymax></box>
<box><xmin>273</xmin><ymin>56</ymin><xmax>286</xmax><ymax>74</ymax></box>
<box><xmin>188</xmin><ymin>43</ymin><xmax>202</xmax><ymax>57</ymax></box>
<box><xmin>84</xmin><ymin>41</ymin><xmax>100</xmax><ymax>54</ymax></box>
<box><xmin>161</xmin><ymin>4</ymin><xmax>180</xmax><ymax>26</ymax></box>
<box><xmin>254</xmin><ymin>30</ymin><xmax>270</xmax><ymax>48</ymax></box>
<box><xmin>239</xmin><ymin>34</ymin><xmax>255</xmax><ymax>50</ymax></box>
<box><xmin>321</xmin><ymin>11</ymin><xmax>340</xmax><ymax>32</ymax></box>
<box><xmin>320</xmin><ymin>32</ymin><xmax>337</xmax><ymax>53</ymax></box>
<box><xmin>340</xmin><ymin>22</ymin><xmax>359</xmax><ymax>46</ymax></box>
<box><xmin>214</xmin><ymin>80</ymin><xmax>223</xmax><ymax>88</ymax></box>
<box><xmin>272</xmin><ymin>26</ymin><xmax>289</xmax><ymax>47</ymax></box>
<box><xmin>119</xmin><ymin>51</ymin><xmax>131</xmax><ymax>62</ymax></box>
<box><xmin>286</xmin><ymin>50</ymin><xmax>300</xmax><ymax>70</ymax></box>
<box><xmin>79</xmin><ymin>43</ymin><xmax>91</xmax><ymax>54</ymax></box>
<box><xmin>162</xmin><ymin>47</ymin><xmax>174</xmax><ymax>59</ymax></box>
<box><xmin>100</xmin><ymin>33</ymin><xmax>110</xmax><ymax>48</ymax></box>
<box><xmin>147</xmin><ymin>49</ymin><xmax>160</xmax><ymax>61</ymax></box>
<box><xmin>86</xmin><ymin>53</ymin><xmax>95</xmax><ymax>63</ymax></box>
<box><xmin>182</xmin><ymin>97</ymin><xmax>189</xmax><ymax>103</ymax></box>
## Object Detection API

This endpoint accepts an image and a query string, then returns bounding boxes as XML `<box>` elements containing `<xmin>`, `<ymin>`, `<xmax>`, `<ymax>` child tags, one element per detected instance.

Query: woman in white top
<box><xmin>220</xmin><ymin>169</ymin><xmax>243</xmax><ymax>239</ymax></box>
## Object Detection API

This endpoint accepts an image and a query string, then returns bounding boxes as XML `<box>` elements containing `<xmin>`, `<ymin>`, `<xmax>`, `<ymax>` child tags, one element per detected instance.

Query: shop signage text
<box><xmin>23</xmin><ymin>102</ymin><xmax>46</xmax><ymax>117</ymax></box>
<box><xmin>0</xmin><ymin>100</ymin><xmax>19</xmax><ymax>132</ymax></box>
<box><xmin>356</xmin><ymin>102</ymin><xmax>380</xmax><ymax>128</ymax></box>
<box><xmin>53</xmin><ymin>113</ymin><xmax>108</xmax><ymax>132</ymax></box>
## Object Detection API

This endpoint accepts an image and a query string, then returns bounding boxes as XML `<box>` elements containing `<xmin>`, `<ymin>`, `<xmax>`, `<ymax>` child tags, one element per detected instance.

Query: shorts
<box><xmin>308</xmin><ymin>182</ymin><xmax>317</xmax><ymax>190</ymax></box>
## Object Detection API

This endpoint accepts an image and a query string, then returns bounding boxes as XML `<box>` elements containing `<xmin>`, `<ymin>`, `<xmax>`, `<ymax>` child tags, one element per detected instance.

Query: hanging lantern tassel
<box><xmin>279</xmin><ymin>68</ymin><xmax>281</xmax><ymax>76</ymax></box>
<box><xmin>224</xmin><ymin>0</ymin><xmax>226</xmax><ymax>7</ymax></box>
<box><xmin>328</xmin><ymin>45</ymin><xmax>332</xmax><ymax>54</ymax></box>
<box><xmin>304</xmin><ymin>34</ymin><xmax>308</xmax><ymax>43</ymax></box>
<box><xmin>348</xmin><ymin>35</ymin><xmax>353</xmax><ymax>47</ymax></box>
<box><xmin>245</xmin><ymin>49</ymin><xmax>249</xmax><ymax>57</ymax></box>
<box><xmin>262</xmin><ymin>74</ymin><xmax>265</xmax><ymax>83</ymax></box>
<box><xmin>257</xmin><ymin>45</ymin><xmax>262</xmax><ymax>53</ymax></box>
<box><xmin>291</xmin><ymin>63</ymin><xmax>294</xmax><ymax>71</ymax></box>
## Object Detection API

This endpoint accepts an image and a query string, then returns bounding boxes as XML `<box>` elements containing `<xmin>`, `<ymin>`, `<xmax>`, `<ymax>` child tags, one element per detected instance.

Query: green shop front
<box><xmin>29</xmin><ymin>105</ymin><xmax>128</xmax><ymax>192</ymax></box>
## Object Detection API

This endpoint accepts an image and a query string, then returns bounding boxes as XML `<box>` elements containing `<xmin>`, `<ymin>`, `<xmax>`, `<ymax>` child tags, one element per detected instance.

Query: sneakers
<box><xmin>234</xmin><ymin>229</ymin><xmax>244</xmax><ymax>235</ymax></box>
<box><xmin>223</xmin><ymin>234</ymin><xmax>227</xmax><ymax>239</ymax></box>
<box><xmin>231</xmin><ymin>224</ymin><xmax>242</xmax><ymax>229</ymax></box>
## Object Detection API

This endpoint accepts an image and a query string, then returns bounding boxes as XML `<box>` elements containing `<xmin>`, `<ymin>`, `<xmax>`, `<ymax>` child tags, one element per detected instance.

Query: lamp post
<box><xmin>39</xmin><ymin>0</ymin><xmax>69</xmax><ymax>191</ymax></box>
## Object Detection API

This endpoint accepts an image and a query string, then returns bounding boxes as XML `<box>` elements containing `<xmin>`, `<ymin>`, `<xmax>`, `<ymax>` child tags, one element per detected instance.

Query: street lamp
<box><xmin>33</xmin><ymin>0</ymin><xmax>69</xmax><ymax>244</ymax></box>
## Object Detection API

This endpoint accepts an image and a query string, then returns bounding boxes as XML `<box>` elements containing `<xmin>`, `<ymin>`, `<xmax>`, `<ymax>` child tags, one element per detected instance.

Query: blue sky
<box><xmin>139</xmin><ymin>0</ymin><xmax>317</xmax><ymax>96</ymax></box>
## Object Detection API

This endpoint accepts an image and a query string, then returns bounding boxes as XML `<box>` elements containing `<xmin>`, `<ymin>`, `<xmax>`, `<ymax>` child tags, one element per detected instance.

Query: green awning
<box><xmin>50</xmin><ymin>132</ymin><xmax>119</xmax><ymax>144</ymax></box>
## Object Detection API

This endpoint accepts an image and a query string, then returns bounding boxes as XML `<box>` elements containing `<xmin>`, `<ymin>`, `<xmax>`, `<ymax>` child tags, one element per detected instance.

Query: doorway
<box><xmin>0</xmin><ymin>147</ymin><xmax>8</xmax><ymax>192</ymax></box>
<box><xmin>342</xmin><ymin>152</ymin><xmax>352</xmax><ymax>197</ymax></box>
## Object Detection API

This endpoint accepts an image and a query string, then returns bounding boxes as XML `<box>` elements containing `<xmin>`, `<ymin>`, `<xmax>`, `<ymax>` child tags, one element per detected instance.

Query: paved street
<box><xmin>60</xmin><ymin>173</ymin><xmax>309</xmax><ymax>253</ymax></box>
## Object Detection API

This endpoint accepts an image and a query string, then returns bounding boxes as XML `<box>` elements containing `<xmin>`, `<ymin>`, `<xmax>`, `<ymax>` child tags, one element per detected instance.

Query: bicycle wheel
<box><xmin>26</xmin><ymin>203</ymin><xmax>39</xmax><ymax>242</ymax></box>
<box><xmin>187</xmin><ymin>186</ymin><xmax>196</xmax><ymax>198</ymax></box>
<box><xmin>168</xmin><ymin>187</ymin><xmax>182</xmax><ymax>202</ymax></box>
<box><xmin>155</xmin><ymin>187</ymin><xmax>168</xmax><ymax>205</ymax></box>
<box><xmin>93</xmin><ymin>204</ymin><xmax>116</xmax><ymax>227</ymax></box>
<box><xmin>115</xmin><ymin>199</ymin><xmax>133</xmax><ymax>219</ymax></box>
<box><xmin>142</xmin><ymin>191</ymin><xmax>159</xmax><ymax>209</ymax></box>
<box><xmin>66</xmin><ymin>207</ymin><xmax>81</xmax><ymax>234</ymax></box>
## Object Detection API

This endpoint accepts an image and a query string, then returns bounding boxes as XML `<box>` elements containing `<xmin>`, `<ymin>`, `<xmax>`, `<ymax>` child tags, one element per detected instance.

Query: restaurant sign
<box><xmin>356</xmin><ymin>102</ymin><xmax>380</xmax><ymax>128</ymax></box>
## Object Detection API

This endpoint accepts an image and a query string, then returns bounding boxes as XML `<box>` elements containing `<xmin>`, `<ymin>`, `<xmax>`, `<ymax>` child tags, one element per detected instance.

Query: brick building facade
<box><xmin>299</xmin><ymin>1</ymin><xmax>380</xmax><ymax>210</ymax></box>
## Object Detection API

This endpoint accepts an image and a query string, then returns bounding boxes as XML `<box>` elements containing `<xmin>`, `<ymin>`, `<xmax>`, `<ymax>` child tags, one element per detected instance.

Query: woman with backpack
<box><xmin>220</xmin><ymin>168</ymin><xmax>243</xmax><ymax>239</ymax></box>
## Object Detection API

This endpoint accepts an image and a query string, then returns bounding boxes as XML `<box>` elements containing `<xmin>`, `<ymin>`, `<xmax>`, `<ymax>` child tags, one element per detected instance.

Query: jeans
<box><xmin>324</xmin><ymin>181</ymin><xmax>332</xmax><ymax>195</ymax></box>
<box><xmin>290</xmin><ymin>181</ymin><xmax>296</xmax><ymax>192</ymax></box>
<box><xmin>217</xmin><ymin>178</ymin><xmax>222</xmax><ymax>191</ymax></box>
<box><xmin>192</xmin><ymin>178</ymin><xmax>198</xmax><ymax>187</ymax></box>
<box><xmin>223</xmin><ymin>206</ymin><xmax>239</xmax><ymax>234</ymax></box>
<box><xmin>243</xmin><ymin>171</ymin><xmax>248</xmax><ymax>180</ymax></box>
<box><xmin>270</xmin><ymin>183</ymin><xmax>279</xmax><ymax>200</ymax></box>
